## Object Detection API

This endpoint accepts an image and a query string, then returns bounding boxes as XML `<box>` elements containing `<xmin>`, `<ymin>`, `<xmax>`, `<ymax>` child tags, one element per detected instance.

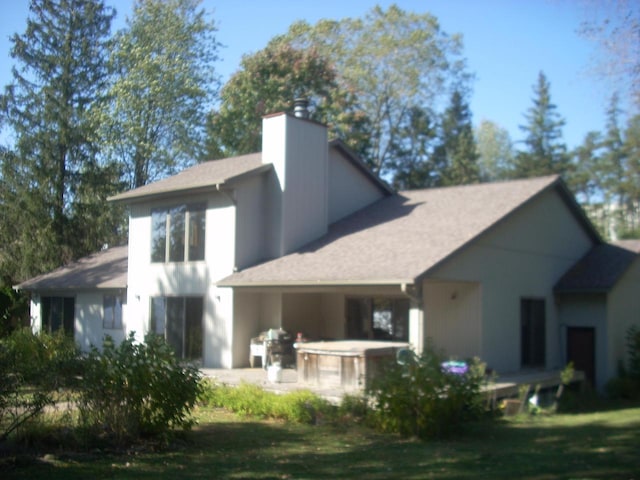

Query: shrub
<box><xmin>365</xmin><ymin>349</ymin><xmax>488</xmax><ymax>439</ymax></box>
<box><xmin>606</xmin><ymin>325</ymin><xmax>640</xmax><ymax>400</ymax></box>
<box><xmin>201</xmin><ymin>381</ymin><xmax>333</xmax><ymax>424</ymax></box>
<box><xmin>0</xmin><ymin>328</ymin><xmax>80</xmax><ymax>444</ymax></box>
<box><xmin>626</xmin><ymin>326</ymin><xmax>640</xmax><ymax>381</ymax></box>
<box><xmin>78</xmin><ymin>333</ymin><xmax>202</xmax><ymax>445</ymax></box>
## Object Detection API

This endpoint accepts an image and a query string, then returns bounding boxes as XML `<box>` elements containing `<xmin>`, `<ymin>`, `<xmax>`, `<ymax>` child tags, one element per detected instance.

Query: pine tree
<box><xmin>620</xmin><ymin>114</ymin><xmax>640</xmax><ymax>237</ymax></box>
<box><xmin>599</xmin><ymin>94</ymin><xmax>627</xmax><ymax>208</ymax></box>
<box><xmin>433</xmin><ymin>90</ymin><xmax>480</xmax><ymax>186</ymax></box>
<box><xmin>515</xmin><ymin>71</ymin><xmax>569</xmax><ymax>178</ymax></box>
<box><xmin>390</xmin><ymin>106</ymin><xmax>438</xmax><ymax>189</ymax></box>
<box><xmin>0</xmin><ymin>0</ymin><xmax>116</xmax><ymax>280</ymax></box>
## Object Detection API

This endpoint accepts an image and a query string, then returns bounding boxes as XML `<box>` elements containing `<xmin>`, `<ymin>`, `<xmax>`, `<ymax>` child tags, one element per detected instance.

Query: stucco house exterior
<box><xmin>17</xmin><ymin>110</ymin><xmax>640</xmax><ymax>390</ymax></box>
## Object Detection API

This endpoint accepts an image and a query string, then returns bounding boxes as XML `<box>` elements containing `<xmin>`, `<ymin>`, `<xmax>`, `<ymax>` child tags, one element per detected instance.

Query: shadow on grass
<box><xmin>3</xmin><ymin>407</ymin><xmax>640</xmax><ymax>479</ymax></box>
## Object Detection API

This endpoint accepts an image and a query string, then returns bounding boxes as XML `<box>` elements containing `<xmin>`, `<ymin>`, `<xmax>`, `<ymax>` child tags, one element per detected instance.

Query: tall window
<box><xmin>41</xmin><ymin>296</ymin><xmax>75</xmax><ymax>336</ymax></box>
<box><xmin>103</xmin><ymin>294</ymin><xmax>125</xmax><ymax>330</ymax></box>
<box><xmin>346</xmin><ymin>297</ymin><xmax>409</xmax><ymax>341</ymax></box>
<box><xmin>521</xmin><ymin>298</ymin><xmax>546</xmax><ymax>368</ymax></box>
<box><xmin>150</xmin><ymin>296</ymin><xmax>203</xmax><ymax>360</ymax></box>
<box><xmin>151</xmin><ymin>203</ymin><xmax>206</xmax><ymax>263</ymax></box>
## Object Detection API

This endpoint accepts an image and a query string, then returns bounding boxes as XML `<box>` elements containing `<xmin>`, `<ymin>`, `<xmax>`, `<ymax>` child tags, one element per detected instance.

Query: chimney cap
<box><xmin>293</xmin><ymin>97</ymin><xmax>309</xmax><ymax>119</ymax></box>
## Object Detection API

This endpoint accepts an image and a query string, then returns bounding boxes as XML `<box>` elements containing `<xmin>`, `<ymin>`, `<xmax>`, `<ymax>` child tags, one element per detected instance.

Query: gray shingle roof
<box><xmin>16</xmin><ymin>245</ymin><xmax>128</xmax><ymax>291</ymax></box>
<box><xmin>555</xmin><ymin>240</ymin><xmax>640</xmax><ymax>293</ymax></box>
<box><xmin>109</xmin><ymin>153</ymin><xmax>268</xmax><ymax>203</ymax></box>
<box><xmin>219</xmin><ymin>175</ymin><xmax>579</xmax><ymax>287</ymax></box>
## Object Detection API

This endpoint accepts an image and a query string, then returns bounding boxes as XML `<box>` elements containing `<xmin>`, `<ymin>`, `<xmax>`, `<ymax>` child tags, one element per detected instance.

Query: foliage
<box><xmin>282</xmin><ymin>4</ymin><xmax>471</xmax><ymax>176</ymax></box>
<box><xmin>365</xmin><ymin>349</ymin><xmax>488</xmax><ymax>439</ymax></box>
<box><xmin>432</xmin><ymin>90</ymin><xmax>480</xmax><ymax>186</ymax></box>
<box><xmin>514</xmin><ymin>71</ymin><xmax>570</xmax><ymax>178</ymax></box>
<box><xmin>625</xmin><ymin>325</ymin><xmax>640</xmax><ymax>381</ymax></box>
<box><xmin>578</xmin><ymin>0</ymin><xmax>640</xmax><ymax>110</ymax></box>
<box><xmin>0</xmin><ymin>328</ymin><xmax>79</xmax><ymax>444</ymax></box>
<box><xmin>0</xmin><ymin>278</ymin><xmax>28</xmax><ymax>337</ymax></box>
<box><xmin>99</xmin><ymin>0</ymin><xmax>220</xmax><ymax>189</ymax></box>
<box><xmin>205</xmin><ymin>40</ymin><xmax>370</xmax><ymax>161</ymax></box>
<box><xmin>391</xmin><ymin>91</ymin><xmax>479</xmax><ymax>189</ymax></box>
<box><xmin>569</xmin><ymin>101</ymin><xmax>640</xmax><ymax>240</ymax></box>
<box><xmin>475</xmin><ymin>119</ymin><xmax>515</xmax><ymax>182</ymax></box>
<box><xmin>0</xmin><ymin>0</ymin><xmax>121</xmax><ymax>281</ymax></box>
<box><xmin>606</xmin><ymin>325</ymin><xmax>640</xmax><ymax>399</ymax></box>
<box><xmin>77</xmin><ymin>333</ymin><xmax>202</xmax><ymax>445</ymax></box>
<box><xmin>389</xmin><ymin>106</ymin><xmax>438</xmax><ymax>190</ymax></box>
<box><xmin>201</xmin><ymin>381</ymin><xmax>333</xmax><ymax>424</ymax></box>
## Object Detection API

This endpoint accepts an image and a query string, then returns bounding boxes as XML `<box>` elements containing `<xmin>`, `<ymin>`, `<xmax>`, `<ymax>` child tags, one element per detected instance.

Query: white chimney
<box><xmin>262</xmin><ymin>110</ymin><xmax>328</xmax><ymax>258</ymax></box>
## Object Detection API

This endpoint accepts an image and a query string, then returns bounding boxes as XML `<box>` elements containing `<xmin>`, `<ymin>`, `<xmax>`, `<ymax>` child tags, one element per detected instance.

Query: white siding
<box><xmin>126</xmin><ymin>192</ymin><xmax>237</xmax><ymax>367</ymax></box>
<box><xmin>328</xmin><ymin>149</ymin><xmax>386</xmax><ymax>223</ymax></box>
<box><xmin>423</xmin><ymin>281</ymin><xmax>482</xmax><ymax>361</ymax></box>
<box><xmin>430</xmin><ymin>189</ymin><xmax>595</xmax><ymax>373</ymax></box>
<box><xmin>234</xmin><ymin>174</ymin><xmax>267</xmax><ymax>270</ymax></box>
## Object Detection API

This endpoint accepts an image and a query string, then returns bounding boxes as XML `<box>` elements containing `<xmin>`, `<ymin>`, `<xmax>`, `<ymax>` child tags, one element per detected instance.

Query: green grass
<box><xmin>2</xmin><ymin>404</ymin><xmax>639</xmax><ymax>479</ymax></box>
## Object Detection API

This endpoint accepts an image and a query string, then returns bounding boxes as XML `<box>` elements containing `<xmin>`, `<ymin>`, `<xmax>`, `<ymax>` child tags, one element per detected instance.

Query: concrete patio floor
<box><xmin>201</xmin><ymin>367</ymin><xmax>584</xmax><ymax>405</ymax></box>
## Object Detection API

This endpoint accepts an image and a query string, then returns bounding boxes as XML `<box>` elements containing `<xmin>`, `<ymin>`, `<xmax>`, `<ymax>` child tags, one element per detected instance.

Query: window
<box><xmin>151</xmin><ymin>203</ymin><xmax>205</xmax><ymax>263</ymax></box>
<box><xmin>103</xmin><ymin>294</ymin><xmax>125</xmax><ymax>330</ymax></box>
<box><xmin>150</xmin><ymin>296</ymin><xmax>203</xmax><ymax>360</ymax></box>
<box><xmin>41</xmin><ymin>296</ymin><xmax>75</xmax><ymax>336</ymax></box>
<box><xmin>521</xmin><ymin>298</ymin><xmax>546</xmax><ymax>368</ymax></box>
<box><xmin>346</xmin><ymin>297</ymin><xmax>409</xmax><ymax>341</ymax></box>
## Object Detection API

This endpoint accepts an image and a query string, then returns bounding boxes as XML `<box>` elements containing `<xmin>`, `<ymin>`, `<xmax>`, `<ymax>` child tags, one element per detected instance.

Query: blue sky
<box><xmin>0</xmin><ymin>1</ymin><xmax>630</xmax><ymax>150</ymax></box>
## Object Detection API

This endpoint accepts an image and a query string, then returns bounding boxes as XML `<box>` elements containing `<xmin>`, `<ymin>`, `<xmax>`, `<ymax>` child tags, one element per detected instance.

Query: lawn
<box><xmin>2</xmin><ymin>403</ymin><xmax>639</xmax><ymax>479</ymax></box>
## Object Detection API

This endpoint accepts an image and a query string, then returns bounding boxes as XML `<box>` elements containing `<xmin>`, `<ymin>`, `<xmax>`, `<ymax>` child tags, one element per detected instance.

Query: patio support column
<box><xmin>409</xmin><ymin>304</ymin><xmax>424</xmax><ymax>354</ymax></box>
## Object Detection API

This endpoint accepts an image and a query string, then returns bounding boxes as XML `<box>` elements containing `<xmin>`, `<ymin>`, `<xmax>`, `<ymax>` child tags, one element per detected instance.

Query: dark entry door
<box><xmin>567</xmin><ymin>327</ymin><xmax>595</xmax><ymax>387</ymax></box>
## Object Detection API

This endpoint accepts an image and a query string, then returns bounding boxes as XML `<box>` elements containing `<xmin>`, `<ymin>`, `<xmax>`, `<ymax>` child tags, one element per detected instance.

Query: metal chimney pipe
<box><xmin>293</xmin><ymin>97</ymin><xmax>309</xmax><ymax>119</ymax></box>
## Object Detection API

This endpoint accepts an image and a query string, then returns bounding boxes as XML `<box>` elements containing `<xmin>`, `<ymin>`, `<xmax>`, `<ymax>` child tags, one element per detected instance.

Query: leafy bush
<box><xmin>366</xmin><ymin>349</ymin><xmax>488</xmax><ymax>439</ymax></box>
<box><xmin>0</xmin><ymin>328</ymin><xmax>80</xmax><ymax>444</ymax></box>
<box><xmin>201</xmin><ymin>381</ymin><xmax>333</xmax><ymax>424</ymax></box>
<box><xmin>78</xmin><ymin>333</ymin><xmax>202</xmax><ymax>445</ymax></box>
<box><xmin>606</xmin><ymin>326</ymin><xmax>640</xmax><ymax>400</ymax></box>
<box><xmin>626</xmin><ymin>326</ymin><xmax>640</xmax><ymax>381</ymax></box>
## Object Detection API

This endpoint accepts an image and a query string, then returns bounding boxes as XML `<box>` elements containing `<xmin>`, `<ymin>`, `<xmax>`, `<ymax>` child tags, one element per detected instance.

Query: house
<box><xmin>16</xmin><ymin>108</ymin><xmax>640</xmax><ymax>390</ymax></box>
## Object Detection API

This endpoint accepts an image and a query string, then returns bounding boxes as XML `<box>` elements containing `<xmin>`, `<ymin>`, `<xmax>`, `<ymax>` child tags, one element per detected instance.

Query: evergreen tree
<box><xmin>515</xmin><ymin>71</ymin><xmax>569</xmax><ymax>178</ymax></box>
<box><xmin>569</xmin><ymin>131</ymin><xmax>602</xmax><ymax>205</ymax></box>
<box><xmin>434</xmin><ymin>90</ymin><xmax>480</xmax><ymax>186</ymax></box>
<box><xmin>0</xmin><ymin>0</ymin><xmax>117</xmax><ymax>281</ymax></box>
<box><xmin>390</xmin><ymin>106</ymin><xmax>438</xmax><ymax>189</ymax></box>
<box><xmin>99</xmin><ymin>0</ymin><xmax>219</xmax><ymax>188</ymax></box>
<box><xmin>620</xmin><ymin>114</ymin><xmax>640</xmax><ymax>237</ymax></box>
<box><xmin>599</xmin><ymin>94</ymin><xmax>627</xmax><ymax>209</ymax></box>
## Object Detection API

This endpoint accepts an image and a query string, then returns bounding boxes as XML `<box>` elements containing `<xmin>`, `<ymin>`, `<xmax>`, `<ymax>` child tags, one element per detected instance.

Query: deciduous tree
<box><xmin>99</xmin><ymin>0</ymin><xmax>219</xmax><ymax>188</ymax></box>
<box><xmin>475</xmin><ymin>120</ymin><xmax>514</xmax><ymax>182</ymax></box>
<box><xmin>205</xmin><ymin>40</ymin><xmax>369</xmax><ymax>161</ymax></box>
<box><xmin>282</xmin><ymin>4</ymin><xmax>470</xmax><ymax>176</ymax></box>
